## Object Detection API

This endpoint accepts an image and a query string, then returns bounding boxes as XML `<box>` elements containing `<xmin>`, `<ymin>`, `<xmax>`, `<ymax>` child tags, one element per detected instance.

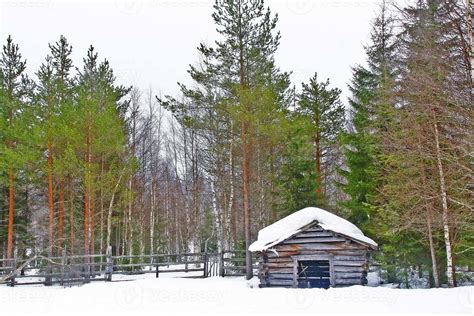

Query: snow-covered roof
<box><xmin>249</xmin><ymin>207</ymin><xmax>378</xmax><ymax>252</ymax></box>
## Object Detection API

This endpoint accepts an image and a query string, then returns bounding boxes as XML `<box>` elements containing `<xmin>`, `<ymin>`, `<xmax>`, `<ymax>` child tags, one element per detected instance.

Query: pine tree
<box><xmin>212</xmin><ymin>0</ymin><xmax>284</xmax><ymax>279</ymax></box>
<box><xmin>0</xmin><ymin>36</ymin><xmax>29</xmax><ymax>260</ymax></box>
<box><xmin>36</xmin><ymin>54</ymin><xmax>56</xmax><ymax>256</ymax></box>
<box><xmin>296</xmin><ymin>73</ymin><xmax>345</xmax><ymax>206</ymax></box>
<box><xmin>76</xmin><ymin>46</ymin><xmax>99</xmax><ymax>270</ymax></box>
<box><xmin>36</xmin><ymin>36</ymin><xmax>75</xmax><ymax>256</ymax></box>
<box><xmin>49</xmin><ymin>35</ymin><xmax>74</xmax><ymax>255</ymax></box>
<box><xmin>76</xmin><ymin>46</ymin><xmax>130</xmax><ymax>262</ymax></box>
<box><xmin>161</xmin><ymin>0</ymin><xmax>288</xmax><ymax>279</ymax></box>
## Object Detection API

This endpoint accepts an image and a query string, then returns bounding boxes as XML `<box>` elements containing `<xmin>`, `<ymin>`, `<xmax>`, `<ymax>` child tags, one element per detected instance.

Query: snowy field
<box><xmin>1</xmin><ymin>272</ymin><xmax>473</xmax><ymax>316</ymax></box>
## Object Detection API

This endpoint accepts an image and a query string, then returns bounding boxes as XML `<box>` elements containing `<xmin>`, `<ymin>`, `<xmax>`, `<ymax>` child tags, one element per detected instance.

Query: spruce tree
<box><xmin>338</xmin><ymin>0</ymin><xmax>396</xmax><ymax>228</ymax></box>
<box><xmin>339</xmin><ymin>66</ymin><xmax>378</xmax><ymax>226</ymax></box>
<box><xmin>384</xmin><ymin>0</ymin><xmax>472</xmax><ymax>288</ymax></box>
<box><xmin>276</xmin><ymin>113</ymin><xmax>317</xmax><ymax>217</ymax></box>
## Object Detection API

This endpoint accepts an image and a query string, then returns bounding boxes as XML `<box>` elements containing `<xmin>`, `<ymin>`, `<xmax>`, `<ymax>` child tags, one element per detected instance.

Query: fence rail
<box><xmin>0</xmin><ymin>250</ymin><xmax>257</xmax><ymax>287</ymax></box>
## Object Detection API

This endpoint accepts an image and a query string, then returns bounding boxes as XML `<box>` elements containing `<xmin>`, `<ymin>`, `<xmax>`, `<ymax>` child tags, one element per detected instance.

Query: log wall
<box><xmin>258</xmin><ymin>225</ymin><xmax>372</xmax><ymax>288</ymax></box>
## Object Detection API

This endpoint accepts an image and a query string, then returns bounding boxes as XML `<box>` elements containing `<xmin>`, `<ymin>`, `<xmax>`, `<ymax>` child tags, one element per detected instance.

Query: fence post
<box><xmin>10</xmin><ymin>251</ymin><xmax>17</xmax><ymax>287</ymax></box>
<box><xmin>105</xmin><ymin>246</ymin><xmax>112</xmax><ymax>282</ymax></box>
<box><xmin>155</xmin><ymin>255</ymin><xmax>159</xmax><ymax>278</ymax></box>
<box><xmin>203</xmin><ymin>252</ymin><xmax>208</xmax><ymax>278</ymax></box>
<box><xmin>219</xmin><ymin>251</ymin><xmax>225</xmax><ymax>277</ymax></box>
<box><xmin>83</xmin><ymin>251</ymin><xmax>91</xmax><ymax>284</ymax></box>
<box><xmin>60</xmin><ymin>248</ymin><xmax>67</xmax><ymax>286</ymax></box>
<box><xmin>44</xmin><ymin>253</ymin><xmax>53</xmax><ymax>286</ymax></box>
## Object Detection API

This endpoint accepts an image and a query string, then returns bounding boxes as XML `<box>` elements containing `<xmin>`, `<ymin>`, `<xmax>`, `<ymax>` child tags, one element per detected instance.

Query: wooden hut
<box><xmin>249</xmin><ymin>207</ymin><xmax>378</xmax><ymax>289</ymax></box>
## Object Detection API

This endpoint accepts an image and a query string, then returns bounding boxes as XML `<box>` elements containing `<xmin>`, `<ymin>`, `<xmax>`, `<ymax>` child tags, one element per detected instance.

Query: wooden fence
<box><xmin>0</xmin><ymin>250</ymin><xmax>258</xmax><ymax>287</ymax></box>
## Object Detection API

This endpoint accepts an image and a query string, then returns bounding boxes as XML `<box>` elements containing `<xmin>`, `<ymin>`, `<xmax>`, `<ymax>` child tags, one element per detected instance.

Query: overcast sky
<box><xmin>1</xmin><ymin>0</ymin><xmax>380</xmax><ymax>101</ymax></box>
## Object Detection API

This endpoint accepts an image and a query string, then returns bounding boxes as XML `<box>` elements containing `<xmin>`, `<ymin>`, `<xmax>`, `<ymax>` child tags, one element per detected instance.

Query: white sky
<box><xmin>0</xmin><ymin>0</ymin><xmax>380</xmax><ymax>101</ymax></box>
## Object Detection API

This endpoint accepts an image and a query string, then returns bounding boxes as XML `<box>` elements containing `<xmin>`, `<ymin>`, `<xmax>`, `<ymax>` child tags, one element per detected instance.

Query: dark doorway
<box><xmin>297</xmin><ymin>260</ymin><xmax>330</xmax><ymax>289</ymax></box>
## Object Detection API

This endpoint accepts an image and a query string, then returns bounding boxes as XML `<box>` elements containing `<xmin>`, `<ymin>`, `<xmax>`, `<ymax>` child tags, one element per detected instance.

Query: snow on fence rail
<box><xmin>0</xmin><ymin>250</ymin><xmax>257</xmax><ymax>287</ymax></box>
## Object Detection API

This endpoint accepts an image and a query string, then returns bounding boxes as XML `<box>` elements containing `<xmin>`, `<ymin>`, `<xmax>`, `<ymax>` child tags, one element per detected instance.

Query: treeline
<box><xmin>1</xmin><ymin>0</ymin><xmax>472</xmax><ymax>288</ymax></box>
<box><xmin>340</xmin><ymin>1</ymin><xmax>473</xmax><ymax>287</ymax></box>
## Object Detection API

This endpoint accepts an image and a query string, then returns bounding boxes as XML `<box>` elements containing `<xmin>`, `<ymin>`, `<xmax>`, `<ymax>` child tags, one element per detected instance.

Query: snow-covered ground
<box><xmin>1</xmin><ymin>273</ymin><xmax>472</xmax><ymax>316</ymax></box>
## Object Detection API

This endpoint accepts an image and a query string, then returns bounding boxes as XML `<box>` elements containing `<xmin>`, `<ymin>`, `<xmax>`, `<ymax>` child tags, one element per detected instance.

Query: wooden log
<box><xmin>265</xmin><ymin>284</ymin><xmax>294</xmax><ymax>288</ymax></box>
<box><xmin>264</xmin><ymin>251</ymin><xmax>300</xmax><ymax>259</ymax></box>
<box><xmin>332</xmin><ymin>255</ymin><xmax>367</xmax><ymax>261</ymax></box>
<box><xmin>335</xmin><ymin>278</ymin><xmax>361</xmax><ymax>285</ymax></box>
<box><xmin>266</xmin><ymin>257</ymin><xmax>293</xmax><ymax>263</ymax></box>
<box><xmin>275</xmin><ymin>243</ymin><xmax>366</xmax><ymax>252</ymax></box>
<box><xmin>333</xmin><ymin>260</ymin><xmax>366</xmax><ymax>267</ymax></box>
<box><xmin>293</xmin><ymin>231</ymin><xmax>336</xmax><ymax>238</ymax></box>
<box><xmin>263</xmin><ymin>267</ymin><xmax>294</xmax><ymax>274</ymax></box>
<box><xmin>264</xmin><ymin>262</ymin><xmax>294</xmax><ymax>268</ymax></box>
<box><xmin>263</xmin><ymin>249</ymin><xmax>368</xmax><ymax>259</ymax></box>
<box><xmin>266</xmin><ymin>273</ymin><xmax>294</xmax><ymax>279</ymax></box>
<box><xmin>282</xmin><ymin>237</ymin><xmax>347</xmax><ymax>244</ymax></box>
<box><xmin>300</xmin><ymin>227</ymin><xmax>325</xmax><ymax>233</ymax></box>
<box><xmin>158</xmin><ymin>268</ymin><xmax>204</xmax><ymax>273</ymax></box>
<box><xmin>156</xmin><ymin>260</ymin><xmax>204</xmax><ymax>266</ymax></box>
<box><xmin>267</xmin><ymin>279</ymin><xmax>294</xmax><ymax>286</ymax></box>
<box><xmin>267</xmin><ymin>278</ymin><xmax>295</xmax><ymax>284</ymax></box>
<box><xmin>334</xmin><ymin>266</ymin><xmax>365</xmax><ymax>273</ymax></box>
<box><xmin>334</xmin><ymin>272</ymin><xmax>362</xmax><ymax>279</ymax></box>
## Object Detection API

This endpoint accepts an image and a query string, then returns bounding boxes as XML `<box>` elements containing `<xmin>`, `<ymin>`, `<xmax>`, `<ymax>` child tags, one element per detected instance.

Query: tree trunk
<box><xmin>417</xmin><ymin>129</ymin><xmax>440</xmax><ymax>288</ymax></box>
<box><xmin>106</xmin><ymin>169</ymin><xmax>124</xmax><ymax>250</ymax></box>
<box><xmin>90</xmin><ymin>190</ymin><xmax>95</xmax><ymax>256</ymax></box>
<box><xmin>99</xmin><ymin>158</ymin><xmax>104</xmax><ymax>262</ymax></box>
<box><xmin>237</xmin><ymin>10</ymin><xmax>252</xmax><ymax>280</ymax></box>
<box><xmin>139</xmin><ymin>212</ymin><xmax>145</xmax><ymax>256</ymax></box>
<box><xmin>150</xmin><ymin>180</ymin><xmax>155</xmax><ymax>254</ymax></box>
<box><xmin>84</xmin><ymin>130</ymin><xmax>91</xmax><ymax>276</ymax></box>
<box><xmin>211</xmin><ymin>178</ymin><xmax>223</xmax><ymax>254</ymax></box>
<box><xmin>69</xmin><ymin>178</ymin><xmax>74</xmax><ymax>254</ymax></box>
<box><xmin>426</xmin><ymin>210</ymin><xmax>440</xmax><ymax>287</ymax></box>
<box><xmin>128</xmin><ymin>178</ymin><xmax>133</xmax><ymax>257</ymax></box>
<box><xmin>228</xmin><ymin>139</ymin><xmax>235</xmax><ymax>250</ymax></box>
<box><xmin>47</xmin><ymin>142</ymin><xmax>54</xmax><ymax>256</ymax></box>
<box><xmin>315</xmin><ymin>130</ymin><xmax>322</xmax><ymax>199</ymax></box>
<box><xmin>6</xmin><ymin>170</ymin><xmax>14</xmax><ymax>260</ymax></box>
<box><xmin>432</xmin><ymin>109</ymin><xmax>455</xmax><ymax>288</ymax></box>
<box><xmin>84</xmin><ymin>187</ymin><xmax>90</xmax><ymax>255</ymax></box>
<box><xmin>58</xmin><ymin>176</ymin><xmax>64</xmax><ymax>255</ymax></box>
<box><xmin>469</xmin><ymin>0</ymin><xmax>473</xmax><ymax>89</ymax></box>
<box><xmin>242</xmin><ymin>119</ymin><xmax>252</xmax><ymax>280</ymax></box>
